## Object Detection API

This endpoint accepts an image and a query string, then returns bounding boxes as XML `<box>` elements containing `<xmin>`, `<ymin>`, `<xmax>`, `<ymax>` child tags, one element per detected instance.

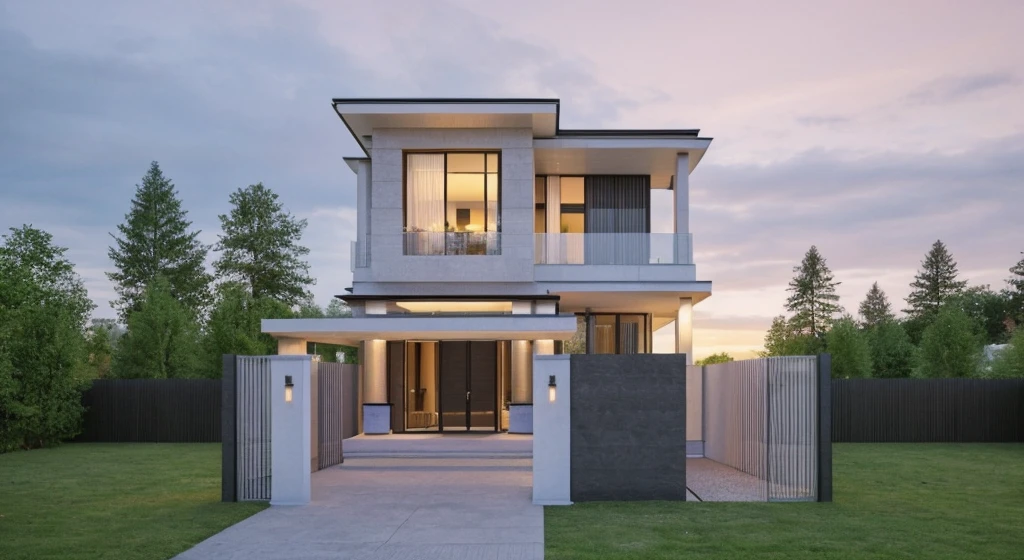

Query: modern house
<box><xmin>262</xmin><ymin>98</ymin><xmax>712</xmax><ymax>435</ymax></box>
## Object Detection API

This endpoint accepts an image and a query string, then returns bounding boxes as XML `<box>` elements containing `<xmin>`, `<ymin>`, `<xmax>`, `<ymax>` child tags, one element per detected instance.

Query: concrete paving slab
<box><xmin>175</xmin><ymin>456</ymin><xmax>543</xmax><ymax>560</ymax></box>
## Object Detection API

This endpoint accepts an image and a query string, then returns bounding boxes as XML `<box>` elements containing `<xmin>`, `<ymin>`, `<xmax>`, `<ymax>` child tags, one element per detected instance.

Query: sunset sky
<box><xmin>2</xmin><ymin>1</ymin><xmax>1022</xmax><ymax>359</ymax></box>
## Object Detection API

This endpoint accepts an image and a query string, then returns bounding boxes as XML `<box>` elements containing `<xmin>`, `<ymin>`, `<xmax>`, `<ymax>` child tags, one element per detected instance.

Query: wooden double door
<box><xmin>388</xmin><ymin>340</ymin><xmax>498</xmax><ymax>432</ymax></box>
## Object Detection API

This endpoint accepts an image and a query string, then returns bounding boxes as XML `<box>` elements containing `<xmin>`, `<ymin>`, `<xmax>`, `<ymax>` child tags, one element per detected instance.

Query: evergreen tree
<box><xmin>825</xmin><ymin>316</ymin><xmax>872</xmax><ymax>378</ymax></box>
<box><xmin>111</xmin><ymin>277</ymin><xmax>202</xmax><ymax>379</ymax></box>
<box><xmin>867</xmin><ymin>319</ymin><xmax>916</xmax><ymax>378</ymax></box>
<box><xmin>904</xmin><ymin>240</ymin><xmax>967</xmax><ymax>320</ymax></box>
<box><xmin>915</xmin><ymin>305</ymin><xmax>982</xmax><ymax>378</ymax></box>
<box><xmin>107</xmin><ymin>162</ymin><xmax>212</xmax><ymax>321</ymax></box>
<box><xmin>214</xmin><ymin>183</ymin><xmax>313</xmax><ymax>306</ymax></box>
<box><xmin>761</xmin><ymin>315</ymin><xmax>821</xmax><ymax>356</ymax></box>
<box><xmin>1008</xmin><ymin>252</ymin><xmax>1024</xmax><ymax>326</ymax></box>
<box><xmin>201</xmin><ymin>282</ymin><xmax>292</xmax><ymax>376</ymax></box>
<box><xmin>786</xmin><ymin>246</ymin><xmax>842</xmax><ymax>337</ymax></box>
<box><xmin>858</xmin><ymin>282</ymin><xmax>894</xmax><ymax>329</ymax></box>
<box><xmin>0</xmin><ymin>226</ymin><xmax>93</xmax><ymax>450</ymax></box>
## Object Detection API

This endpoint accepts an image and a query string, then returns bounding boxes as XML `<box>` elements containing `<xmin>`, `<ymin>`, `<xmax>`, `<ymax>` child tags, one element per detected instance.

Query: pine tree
<box><xmin>761</xmin><ymin>315</ymin><xmax>820</xmax><ymax>356</ymax></box>
<box><xmin>786</xmin><ymin>246</ymin><xmax>843</xmax><ymax>337</ymax></box>
<box><xmin>904</xmin><ymin>240</ymin><xmax>967</xmax><ymax>320</ymax></box>
<box><xmin>1008</xmin><ymin>252</ymin><xmax>1024</xmax><ymax>326</ymax></box>
<box><xmin>858</xmin><ymin>282</ymin><xmax>894</xmax><ymax>329</ymax></box>
<box><xmin>214</xmin><ymin>183</ymin><xmax>314</xmax><ymax>306</ymax></box>
<box><xmin>107</xmin><ymin>162</ymin><xmax>212</xmax><ymax>321</ymax></box>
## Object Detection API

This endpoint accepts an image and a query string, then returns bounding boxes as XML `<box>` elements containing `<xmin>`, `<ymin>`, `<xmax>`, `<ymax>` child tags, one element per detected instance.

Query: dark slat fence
<box><xmin>76</xmin><ymin>379</ymin><xmax>221</xmax><ymax>443</ymax></box>
<box><xmin>832</xmin><ymin>379</ymin><xmax>1024</xmax><ymax>443</ymax></box>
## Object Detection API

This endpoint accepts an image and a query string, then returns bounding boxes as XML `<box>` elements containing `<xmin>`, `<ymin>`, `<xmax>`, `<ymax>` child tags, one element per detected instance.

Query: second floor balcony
<box><xmin>536</xmin><ymin>233</ymin><xmax>692</xmax><ymax>265</ymax></box>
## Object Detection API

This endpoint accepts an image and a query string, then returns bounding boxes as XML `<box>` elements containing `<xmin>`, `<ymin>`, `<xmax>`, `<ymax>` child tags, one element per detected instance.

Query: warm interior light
<box><xmin>285</xmin><ymin>375</ymin><xmax>294</xmax><ymax>403</ymax></box>
<box><xmin>548</xmin><ymin>374</ymin><xmax>557</xmax><ymax>403</ymax></box>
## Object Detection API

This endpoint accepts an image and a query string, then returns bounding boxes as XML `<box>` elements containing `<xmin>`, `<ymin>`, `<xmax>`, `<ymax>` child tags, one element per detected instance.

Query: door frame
<box><xmin>438</xmin><ymin>341</ymin><xmax>499</xmax><ymax>433</ymax></box>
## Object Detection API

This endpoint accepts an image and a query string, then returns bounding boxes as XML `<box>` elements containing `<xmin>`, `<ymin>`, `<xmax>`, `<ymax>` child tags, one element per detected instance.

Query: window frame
<box><xmin>402</xmin><ymin>150</ymin><xmax>502</xmax><ymax>234</ymax></box>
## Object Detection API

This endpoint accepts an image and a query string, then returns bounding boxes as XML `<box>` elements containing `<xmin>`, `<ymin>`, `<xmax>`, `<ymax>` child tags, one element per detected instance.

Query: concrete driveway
<box><xmin>176</xmin><ymin>452</ymin><xmax>542</xmax><ymax>559</ymax></box>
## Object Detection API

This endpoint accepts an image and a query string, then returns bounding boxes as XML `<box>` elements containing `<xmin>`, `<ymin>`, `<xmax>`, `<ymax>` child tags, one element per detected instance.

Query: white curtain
<box><xmin>406</xmin><ymin>154</ymin><xmax>445</xmax><ymax>232</ymax></box>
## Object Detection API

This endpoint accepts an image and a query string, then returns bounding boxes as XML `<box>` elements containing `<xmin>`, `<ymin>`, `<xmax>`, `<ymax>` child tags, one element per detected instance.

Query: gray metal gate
<box><xmin>235</xmin><ymin>356</ymin><xmax>271</xmax><ymax>501</ymax></box>
<box><xmin>316</xmin><ymin>362</ymin><xmax>347</xmax><ymax>470</ymax></box>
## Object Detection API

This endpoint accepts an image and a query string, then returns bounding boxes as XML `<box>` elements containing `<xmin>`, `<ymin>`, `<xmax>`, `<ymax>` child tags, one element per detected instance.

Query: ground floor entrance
<box><xmin>387</xmin><ymin>340</ymin><xmax>512</xmax><ymax>433</ymax></box>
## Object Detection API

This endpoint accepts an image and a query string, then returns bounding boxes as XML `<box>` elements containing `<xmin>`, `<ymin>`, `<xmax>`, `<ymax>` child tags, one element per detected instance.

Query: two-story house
<box><xmin>262</xmin><ymin>98</ymin><xmax>712</xmax><ymax>436</ymax></box>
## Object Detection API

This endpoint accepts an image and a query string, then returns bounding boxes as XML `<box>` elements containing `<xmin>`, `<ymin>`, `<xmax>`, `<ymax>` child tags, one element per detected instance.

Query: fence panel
<box><xmin>703</xmin><ymin>359</ymin><xmax>769</xmax><ymax>501</ymax></box>
<box><xmin>77</xmin><ymin>379</ymin><xmax>220</xmax><ymax>443</ymax></box>
<box><xmin>832</xmin><ymin>379</ymin><xmax>1024</xmax><ymax>443</ymax></box>
<box><xmin>766</xmin><ymin>357</ymin><xmax>818</xmax><ymax>501</ymax></box>
<box><xmin>317</xmin><ymin>362</ymin><xmax>347</xmax><ymax>470</ymax></box>
<box><xmin>236</xmin><ymin>356</ymin><xmax>271</xmax><ymax>501</ymax></box>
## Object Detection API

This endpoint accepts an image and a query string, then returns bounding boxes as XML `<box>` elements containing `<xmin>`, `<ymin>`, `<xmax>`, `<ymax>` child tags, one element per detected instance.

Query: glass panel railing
<box><xmin>533</xmin><ymin>233</ymin><xmax>693</xmax><ymax>265</ymax></box>
<box><xmin>403</xmin><ymin>232</ymin><xmax>501</xmax><ymax>256</ymax></box>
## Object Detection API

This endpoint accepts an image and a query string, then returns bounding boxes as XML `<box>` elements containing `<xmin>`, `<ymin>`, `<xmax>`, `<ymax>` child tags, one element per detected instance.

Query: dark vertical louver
<box><xmin>387</xmin><ymin>341</ymin><xmax>405</xmax><ymax>433</ymax></box>
<box><xmin>584</xmin><ymin>176</ymin><xmax>650</xmax><ymax>264</ymax></box>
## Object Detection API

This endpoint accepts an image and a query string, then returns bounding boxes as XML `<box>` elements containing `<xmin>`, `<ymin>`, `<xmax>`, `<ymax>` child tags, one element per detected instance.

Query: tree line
<box><xmin>762</xmin><ymin>241</ymin><xmax>1024</xmax><ymax>379</ymax></box>
<box><xmin>1</xmin><ymin>162</ymin><xmax>353</xmax><ymax>451</ymax></box>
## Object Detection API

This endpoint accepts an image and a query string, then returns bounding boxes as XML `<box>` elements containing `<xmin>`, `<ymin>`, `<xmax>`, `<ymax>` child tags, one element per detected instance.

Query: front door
<box><xmin>439</xmin><ymin>341</ymin><xmax>498</xmax><ymax>432</ymax></box>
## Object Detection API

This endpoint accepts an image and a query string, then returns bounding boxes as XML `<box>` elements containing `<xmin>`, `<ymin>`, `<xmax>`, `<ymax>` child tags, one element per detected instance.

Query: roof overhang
<box><xmin>262</xmin><ymin>314</ymin><xmax>578</xmax><ymax>345</ymax></box>
<box><xmin>332</xmin><ymin>98</ymin><xmax>560</xmax><ymax>155</ymax></box>
<box><xmin>534</xmin><ymin>136</ymin><xmax>713</xmax><ymax>188</ymax></box>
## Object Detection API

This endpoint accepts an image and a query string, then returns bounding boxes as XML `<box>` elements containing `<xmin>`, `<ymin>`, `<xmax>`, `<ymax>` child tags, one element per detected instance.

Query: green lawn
<box><xmin>0</xmin><ymin>443</ymin><xmax>267</xmax><ymax>560</ymax></box>
<box><xmin>547</xmin><ymin>444</ymin><xmax>1024</xmax><ymax>559</ymax></box>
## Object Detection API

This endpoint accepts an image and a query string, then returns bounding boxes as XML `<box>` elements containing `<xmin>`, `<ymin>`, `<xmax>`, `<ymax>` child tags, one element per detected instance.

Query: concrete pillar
<box><xmin>277</xmin><ymin>338</ymin><xmax>307</xmax><ymax>355</ymax></box>
<box><xmin>674</xmin><ymin>153</ymin><xmax>690</xmax><ymax>236</ymax></box>
<box><xmin>675</xmin><ymin>298</ymin><xmax>693</xmax><ymax>365</ymax></box>
<box><xmin>356</xmin><ymin>159</ymin><xmax>371</xmax><ymax>243</ymax></box>
<box><xmin>533</xmin><ymin>355</ymin><xmax>571</xmax><ymax>505</ymax></box>
<box><xmin>270</xmin><ymin>355</ymin><xmax>313</xmax><ymax>506</ymax></box>
<box><xmin>509</xmin><ymin>340</ymin><xmax>534</xmax><ymax>434</ymax></box>
<box><xmin>362</xmin><ymin>339</ymin><xmax>390</xmax><ymax>434</ymax></box>
<box><xmin>535</xmin><ymin>339</ymin><xmax>555</xmax><ymax>355</ymax></box>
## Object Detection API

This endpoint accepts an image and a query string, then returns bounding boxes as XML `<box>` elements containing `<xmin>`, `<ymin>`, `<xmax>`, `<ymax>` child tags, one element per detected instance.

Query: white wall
<box><xmin>532</xmin><ymin>355</ymin><xmax>571</xmax><ymax>505</ymax></box>
<box><xmin>270</xmin><ymin>355</ymin><xmax>313</xmax><ymax>506</ymax></box>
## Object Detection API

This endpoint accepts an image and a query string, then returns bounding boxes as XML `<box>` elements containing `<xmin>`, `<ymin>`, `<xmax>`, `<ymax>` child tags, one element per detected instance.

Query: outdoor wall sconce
<box><xmin>548</xmin><ymin>375</ymin><xmax>557</xmax><ymax>403</ymax></box>
<box><xmin>284</xmin><ymin>375</ymin><xmax>294</xmax><ymax>403</ymax></box>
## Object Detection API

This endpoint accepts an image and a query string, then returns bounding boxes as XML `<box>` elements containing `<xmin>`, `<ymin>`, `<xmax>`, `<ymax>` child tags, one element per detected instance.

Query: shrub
<box><xmin>696</xmin><ymin>352</ymin><xmax>734</xmax><ymax>366</ymax></box>
<box><xmin>867</xmin><ymin>320</ymin><xmax>917</xmax><ymax>378</ymax></box>
<box><xmin>988</xmin><ymin>328</ymin><xmax>1024</xmax><ymax>379</ymax></box>
<box><xmin>826</xmin><ymin>317</ymin><xmax>872</xmax><ymax>378</ymax></box>
<box><xmin>915</xmin><ymin>305</ymin><xmax>982</xmax><ymax>378</ymax></box>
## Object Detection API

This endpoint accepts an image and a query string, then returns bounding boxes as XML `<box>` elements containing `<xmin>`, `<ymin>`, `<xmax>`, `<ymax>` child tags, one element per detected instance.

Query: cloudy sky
<box><xmin>2</xmin><ymin>0</ymin><xmax>1022</xmax><ymax>358</ymax></box>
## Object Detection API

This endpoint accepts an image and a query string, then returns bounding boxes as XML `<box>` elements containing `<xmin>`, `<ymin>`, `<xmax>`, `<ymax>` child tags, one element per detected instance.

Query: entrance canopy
<box><xmin>262</xmin><ymin>315</ymin><xmax>578</xmax><ymax>345</ymax></box>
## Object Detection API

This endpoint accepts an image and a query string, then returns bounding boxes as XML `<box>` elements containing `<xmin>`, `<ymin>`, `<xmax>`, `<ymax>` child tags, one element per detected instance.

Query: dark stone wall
<box><xmin>570</xmin><ymin>354</ymin><xmax>687</xmax><ymax>501</ymax></box>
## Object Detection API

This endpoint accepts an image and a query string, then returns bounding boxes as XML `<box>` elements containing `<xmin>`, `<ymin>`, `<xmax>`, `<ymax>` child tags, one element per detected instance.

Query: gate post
<box><xmin>270</xmin><ymin>355</ymin><xmax>314</xmax><ymax>506</ymax></box>
<box><xmin>817</xmin><ymin>353</ymin><xmax>833</xmax><ymax>502</ymax></box>
<box><xmin>221</xmin><ymin>354</ymin><xmax>238</xmax><ymax>502</ymax></box>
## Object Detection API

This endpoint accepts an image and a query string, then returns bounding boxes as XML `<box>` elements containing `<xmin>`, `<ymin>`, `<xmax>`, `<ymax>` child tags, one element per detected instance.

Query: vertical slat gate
<box><xmin>236</xmin><ymin>356</ymin><xmax>272</xmax><ymax>501</ymax></box>
<box><xmin>317</xmin><ymin>362</ymin><xmax>346</xmax><ymax>470</ymax></box>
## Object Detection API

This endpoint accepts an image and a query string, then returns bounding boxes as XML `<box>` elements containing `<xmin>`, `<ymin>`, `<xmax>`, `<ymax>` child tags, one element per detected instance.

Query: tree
<box><xmin>201</xmin><ymin>282</ymin><xmax>293</xmax><ymax>375</ymax></box>
<box><xmin>948</xmin><ymin>285</ymin><xmax>1012</xmax><ymax>345</ymax></box>
<box><xmin>83</xmin><ymin>321</ymin><xmax>115</xmax><ymax>378</ymax></box>
<box><xmin>696</xmin><ymin>352</ymin><xmax>734</xmax><ymax>366</ymax></box>
<box><xmin>867</xmin><ymin>319</ymin><xmax>916</xmax><ymax>378</ymax></box>
<box><xmin>111</xmin><ymin>277</ymin><xmax>202</xmax><ymax>379</ymax></box>
<box><xmin>1007</xmin><ymin>252</ymin><xmax>1024</xmax><ymax>327</ymax></box>
<box><xmin>858</xmin><ymin>282</ymin><xmax>894</xmax><ymax>329</ymax></box>
<box><xmin>988</xmin><ymin>328</ymin><xmax>1024</xmax><ymax>379</ymax></box>
<box><xmin>904</xmin><ymin>240</ymin><xmax>967</xmax><ymax>321</ymax></box>
<box><xmin>325</xmin><ymin>298</ymin><xmax>352</xmax><ymax>318</ymax></box>
<box><xmin>825</xmin><ymin>316</ymin><xmax>872</xmax><ymax>378</ymax></box>
<box><xmin>761</xmin><ymin>315</ymin><xmax>821</xmax><ymax>356</ymax></box>
<box><xmin>0</xmin><ymin>226</ymin><xmax>93</xmax><ymax>451</ymax></box>
<box><xmin>915</xmin><ymin>305</ymin><xmax>982</xmax><ymax>378</ymax></box>
<box><xmin>786</xmin><ymin>246</ymin><xmax>842</xmax><ymax>337</ymax></box>
<box><xmin>214</xmin><ymin>183</ymin><xmax>313</xmax><ymax>306</ymax></box>
<box><xmin>107</xmin><ymin>162</ymin><xmax>212</xmax><ymax>321</ymax></box>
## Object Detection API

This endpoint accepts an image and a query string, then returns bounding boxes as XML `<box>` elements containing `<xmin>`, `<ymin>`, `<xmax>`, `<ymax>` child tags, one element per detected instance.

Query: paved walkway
<box><xmin>177</xmin><ymin>453</ymin><xmax>542</xmax><ymax>559</ymax></box>
<box><xmin>686</xmin><ymin>457</ymin><xmax>764</xmax><ymax>501</ymax></box>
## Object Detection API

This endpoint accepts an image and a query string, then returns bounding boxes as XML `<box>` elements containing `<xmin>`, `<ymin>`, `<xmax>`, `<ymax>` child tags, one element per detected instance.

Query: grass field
<box><xmin>0</xmin><ymin>443</ymin><xmax>266</xmax><ymax>560</ymax></box>
<box><xmin>546</xmin><ymin>443</ymin><xmax>1024</xmax><ymax>559</ymax></box>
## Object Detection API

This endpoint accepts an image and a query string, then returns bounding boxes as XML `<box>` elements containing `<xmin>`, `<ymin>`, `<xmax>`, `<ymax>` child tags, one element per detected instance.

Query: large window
<box><xmin>556</xmin><ymin>313</ymin><xmax>651</xmax><ymax>354</ymax></box>
<box><xmin>405</xmin><ymin>152</ymin><xmax>500</xmax><ymax>255</ymax></box>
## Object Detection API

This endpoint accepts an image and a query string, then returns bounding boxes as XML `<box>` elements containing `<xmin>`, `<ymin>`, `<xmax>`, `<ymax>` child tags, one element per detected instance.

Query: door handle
<box><xmin>466</xmin><ymin>391</ymin><xmax>471</xmax><ymax>402</ymax></box>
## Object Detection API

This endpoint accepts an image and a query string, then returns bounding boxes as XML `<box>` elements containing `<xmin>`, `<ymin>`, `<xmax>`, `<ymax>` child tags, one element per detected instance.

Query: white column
<box><xmin>362</xmin><ymin>339</ymin><xmax>390</xmax><ymax>434</ymax></box>
<box><xmin>270</xmin><ymin>355</ymin><xmax>313</xmax><ymax>506</ymax></box>
<box><xmin>510</xmin><ymin>340</ymin><xmax>535</xmax><ymax>434</ymax></box>
<box><xmin>532</xmin><ymin>355</ymin><xmax>571</xmax><ymax>505</ymax></box>
<box><xmin>674</xmin><ymin>154</ymin><xmax>690</xmax><ymax>235</ymax></box>
<box><xmin>277</xmin><ymin>338</ymin><xmax>307</xmax><ymax>355</ymax></box>
<box><xmin>675</xmin><ymin>298</ymin><xmax>693</xmax><ymax>365</ymax></box>
<box><xmin>356</xmin><ymin>159</ymin><xmax>371</xmax><ymax>251</ymax></box>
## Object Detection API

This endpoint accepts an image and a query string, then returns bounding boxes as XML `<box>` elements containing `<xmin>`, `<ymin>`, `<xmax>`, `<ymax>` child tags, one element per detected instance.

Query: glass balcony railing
<box><xmin>534</xmin><ymin>233</ymin><xmax>693</xmax><ymax>265</ymax></box>
<box><xmin>403</xmin><ymin>231</ymin><xmax>501</xmax><ymax>256</ymax></box>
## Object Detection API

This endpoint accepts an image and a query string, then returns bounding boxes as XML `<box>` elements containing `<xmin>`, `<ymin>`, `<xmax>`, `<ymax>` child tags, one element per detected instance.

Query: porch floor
<box><xmin>343</xmin><ymin>432</ymin><xmax>533</xmax><ymax>458</ymax></box>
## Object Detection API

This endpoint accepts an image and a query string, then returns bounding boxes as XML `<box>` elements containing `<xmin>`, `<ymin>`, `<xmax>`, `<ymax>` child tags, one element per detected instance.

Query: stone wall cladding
<box><xmin>569</xmin><ymin>354</ymin><xmax>687</xmax><ymax>501</ymax></box>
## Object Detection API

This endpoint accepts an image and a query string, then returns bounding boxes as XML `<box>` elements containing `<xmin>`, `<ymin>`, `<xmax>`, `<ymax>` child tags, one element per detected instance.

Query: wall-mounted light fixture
<box><xmin>548</xmin><ymin>374</ymin><xmax>557</xmax><ymax>403</ymax></box>
<box><xmin>284</xmin><ymin>375</ymin><xmax>294</xmax><ymax>403</ymax></box>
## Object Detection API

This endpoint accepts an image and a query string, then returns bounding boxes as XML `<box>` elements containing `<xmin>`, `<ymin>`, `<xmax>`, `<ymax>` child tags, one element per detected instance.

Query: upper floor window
<box><xmin>405</xmin><ymin>152</ymin><xmax>500</xmax><ymax>255</ymax></box>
